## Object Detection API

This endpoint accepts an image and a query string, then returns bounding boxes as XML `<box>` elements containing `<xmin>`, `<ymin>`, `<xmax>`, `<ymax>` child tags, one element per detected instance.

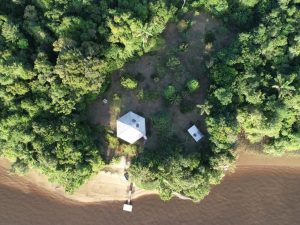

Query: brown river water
<box><xmin>1</xmin><ymin>153</ymin><xmax>300</xmax><ymax>225</ymax></box>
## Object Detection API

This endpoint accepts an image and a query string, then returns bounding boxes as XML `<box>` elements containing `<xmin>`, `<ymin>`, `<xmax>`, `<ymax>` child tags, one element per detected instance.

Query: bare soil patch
<box><xmin>87</xmin><ymin>12</ymin><xmax>235</xmax><ymax>152</ymax></box>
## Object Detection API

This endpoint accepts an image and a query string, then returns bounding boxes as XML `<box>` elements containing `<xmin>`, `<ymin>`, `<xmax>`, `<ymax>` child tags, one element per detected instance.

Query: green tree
<box><xmin>272</xmin><ymin>74</ymin><xmax>296</xmax><ymax>99</ymax></box>
<box><xmin>213</xmin><ymin>88</ymin><xmax>233</xmax><ymax>105</ymax></box>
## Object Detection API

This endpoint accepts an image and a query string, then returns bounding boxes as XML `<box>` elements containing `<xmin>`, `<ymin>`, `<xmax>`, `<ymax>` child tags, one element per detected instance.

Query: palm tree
<box><xmin>272</xmin><ymin>74</ymin><xmax>296</xmax><ymax>99</ymax></box>
<box><xmin>136</xmin><ymin>23</ymin><xmax>153</xmax><ymax>48</ymax></box>
<box><xmin>197</xmin><ymin>101</ymin><xmax>212</xmax><ymax>116</ymax></box>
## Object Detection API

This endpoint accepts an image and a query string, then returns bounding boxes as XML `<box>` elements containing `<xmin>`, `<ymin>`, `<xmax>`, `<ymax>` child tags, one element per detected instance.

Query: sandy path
<box><xmin>1</xmin><ymin>153</ymin><xmax>300</xmax><ymax>225</ymax></box>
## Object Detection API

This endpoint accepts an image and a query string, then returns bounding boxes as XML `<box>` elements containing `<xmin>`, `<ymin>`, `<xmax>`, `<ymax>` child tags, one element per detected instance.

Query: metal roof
<box><xmin>187</xmin><ymin>125</ymin><xmax>203</xmax><ymax>142</ymax></box>
<box><xmin>117</xmin><ymin>111</ymin><xmax>146</xmax><ymax>144</ymax></box>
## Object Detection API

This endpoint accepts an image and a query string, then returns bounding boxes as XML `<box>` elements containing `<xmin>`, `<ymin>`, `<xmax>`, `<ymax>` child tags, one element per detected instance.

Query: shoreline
<box><xmin>1</xmin><ymin>151</ymin><xmax>300</xmax><ymax>204</ymax></box>
<box><xmin>2</xmin><ymin>160</ymin><xmax>300</xmax><ymax>225</ymax></box>
<box><xmin>0</xmin><ymin>158</ymin><xmax>156</xmax><ymax>203</ymax></box>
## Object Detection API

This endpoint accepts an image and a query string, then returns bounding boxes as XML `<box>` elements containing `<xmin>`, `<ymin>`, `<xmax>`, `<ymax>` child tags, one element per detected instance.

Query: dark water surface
<box><xmin>1</xmin><ymin>166</ymin><xmax>300</xmax><ymax>225</ymax></box>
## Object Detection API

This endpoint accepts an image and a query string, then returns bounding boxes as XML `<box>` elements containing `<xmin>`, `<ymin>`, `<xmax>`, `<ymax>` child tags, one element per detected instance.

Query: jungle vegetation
<box><xmin>0</xmin><ymin>0</ymin><xmax>299</xmax><ymax>200</ymax></box>
<box><xmin>130</xmin><ymin>0</ymin><xmax>300</xmax><ymax>201</ymax></box>
<box><xmin>0</xmin><ymin>0</ymin><xmax>177</xmax><ymax>192</ymax></box>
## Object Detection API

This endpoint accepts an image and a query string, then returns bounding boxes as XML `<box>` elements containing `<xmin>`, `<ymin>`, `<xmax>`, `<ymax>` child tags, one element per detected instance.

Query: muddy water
<box><xmin>1</xmin><ymin>165</ymin><xmax>300</xmax><ymax>225</ymax></box>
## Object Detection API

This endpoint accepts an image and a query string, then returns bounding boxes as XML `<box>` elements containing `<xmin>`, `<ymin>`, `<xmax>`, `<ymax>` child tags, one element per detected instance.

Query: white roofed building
<box><xmin>188</xmin><ymin>125</ymin><xmax>203</xmax><ymax>142</ymax></box>
<box><xmin>117</xmin><ymin>111</ymin><xmax>146</xmax><ymax>144</ymax></box>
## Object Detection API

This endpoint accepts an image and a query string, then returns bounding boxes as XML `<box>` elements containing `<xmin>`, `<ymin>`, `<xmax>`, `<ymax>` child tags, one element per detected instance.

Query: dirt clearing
<box><xmin>87</xmin><ymin>12</ymin><xmax>235</xmax><ymax>152</ymax></box>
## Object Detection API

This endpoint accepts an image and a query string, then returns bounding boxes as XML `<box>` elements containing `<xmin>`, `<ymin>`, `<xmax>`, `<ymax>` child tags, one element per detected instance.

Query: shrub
<box><xmin>110</xmin><ymin>156</ymin><xmax>122</xmax><ymax>165</ymax></box>
<box><xmin>186</xmin><ymin>79</ymin><xmax>200</xmax><ymax>93</ymax></box>
<box><xmin>10</xmin><ymin>159</ymin><xmax>29</xmax><ymax>175</ymax></box>
<box><xmin>112</xmin><ymin>93</ymin><xmax>121</xmax><ymax>101</ymax></box>
<box><xmin>138</xmin><ymin>180</ymin><xmax>160</xmax><ymax>190</ymax></box>
<box><xmin>171</xmin><ymin>94</ymin><xmax>182</xmax><ymax>105</ymax></box>
<box><xmin>205</xmin><ymin>42</ymin><xmax>213</xmax><ymax>52</ymax></box>
<box><xmin>166</xmin><ymin>56</ymin><xmax>181</xmax><ymax>70</ymax></box>
<box><xmin>164</xmin><ymin>85</ymin><xmax>182</xmax><ymax>105</ymax></box>
<box><xmin>164</xmin><ymin>85</ymin><xmax>176</xmax><ymax>99</ymax></box>
<box><xmin>159</xmin><ymin>186</ymin><xmax>172</xmax><ymax>201</ymax></box>
<box><xmin>194</xmin><ymin>11</ymin><xmax>201</xmax><ymax>16</ymax></box>
<box><xmin>178</xmin><ymin>42</ymin><xmax>189</xmax><ymax>52</ymax></box>
<box><xmin>105</xmin><ymin>133</ymin><xmax>120</xmax><ymax>149</ymax></box>
<box><xmin>120</xmin><ymin>144</ymin><xmax>138</xmax><ymax>157</ymax></box>
<box><xmin>120</xmin><ymin>75</ymin><xmax>138</xmax><ymax>89</ymax></box>
<box><xmin>177</xmin><ymin>19</ymin><xmax>189</xmax><ymax>32</ymax></box>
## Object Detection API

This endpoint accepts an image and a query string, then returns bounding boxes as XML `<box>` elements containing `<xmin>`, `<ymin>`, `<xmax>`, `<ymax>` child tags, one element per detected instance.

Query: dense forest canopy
<box><xmin>206</xmin><ymin>0</ymin><xmax>300</xmax><ymax>156</ymax></box>
<box><xmin>0</xmin><ymin>0</ymin><xmax>178</xmax><ymax>191</ymax></box>
<box><xmin>0</xmin><ymin>0</ymin><xmax>299</xmax><ymax>200</ymax></box>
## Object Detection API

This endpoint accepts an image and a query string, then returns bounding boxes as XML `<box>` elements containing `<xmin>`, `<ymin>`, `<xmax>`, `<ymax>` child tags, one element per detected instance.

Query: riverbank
<box><xmin>1</xmin><ymin>152</ymin><xmax>300</xmax><ymax>225</ymax></box>
<box><xmin>1</xmin><ymin>151</ymin><xmax>300</xmax><ymax>204</ymax></box>
<box><xmin>0</xmin><ymin>157</ymin><xmax>156</xmax><ymax>203</ymax></box>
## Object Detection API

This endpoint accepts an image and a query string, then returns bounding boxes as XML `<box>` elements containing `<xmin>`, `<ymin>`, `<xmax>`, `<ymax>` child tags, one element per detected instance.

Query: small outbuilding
<box><xmin>188</xmin><ymin>125</ymin><xmax>203</xmax><ymax>142</ymax></box>
<box><xmin>117</xmin><ymin>111</ymin><xmax>146</xmax><ymax>144</ymax></box>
